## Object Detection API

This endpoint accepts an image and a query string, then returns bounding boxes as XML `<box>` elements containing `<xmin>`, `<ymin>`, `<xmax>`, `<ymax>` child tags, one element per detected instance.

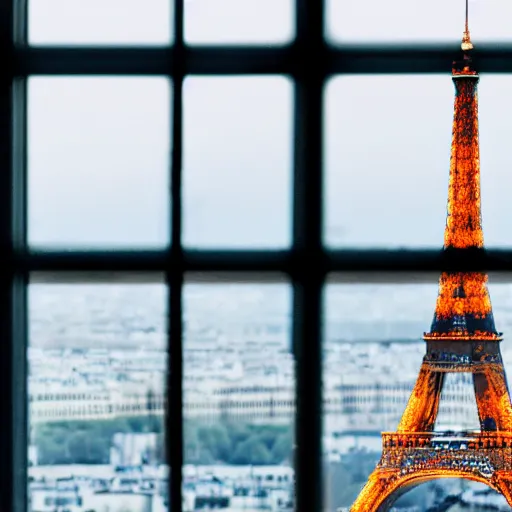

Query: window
<box><xmin>4</xmin><ymin>1</ymin><xmax>512</xmax><ymax>512</ymax></box>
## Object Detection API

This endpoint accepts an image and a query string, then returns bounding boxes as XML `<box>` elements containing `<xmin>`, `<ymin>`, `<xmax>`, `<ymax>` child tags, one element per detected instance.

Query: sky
<box><xmin>25</xmin><ymin>0</ymin><xmax>512</xmax><ymax>249</ymax></box>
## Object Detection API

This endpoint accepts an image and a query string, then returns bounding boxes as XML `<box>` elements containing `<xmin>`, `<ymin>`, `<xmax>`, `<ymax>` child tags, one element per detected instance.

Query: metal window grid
<box><xmin>3</xmin><ymin>1</ymin><xmax>512</xmax><ymax>511</ymax></box>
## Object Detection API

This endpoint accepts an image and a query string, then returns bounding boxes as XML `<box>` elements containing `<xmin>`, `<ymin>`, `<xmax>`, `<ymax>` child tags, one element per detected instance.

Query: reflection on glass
<box><xmin>326</xmin><ymin>0</ymin><xmax>512</xmax><ymax>44</ymax></box>
<box><xmin>185</xmin><ymin>0</ymin><xmax>293</xmax><ymax>45</ymax></box>
<box><xmin>324</xmin><ymin>75</ymin><xmax>512</xmax><ymax>248</ymax></box>
<box><xmin>183</xmin><ymin>282</ymin><xmax>295</xmax><ymax>511</ymax></box>
<box><xmin>322</xmin><ymin>280</ymin><xmax>512</xmax><ymax>510</ymax></box>
<box><xmin>183</xmin><ymin>77</ymin><xmax>292</xmax><ymax>248</ymax></box>
<box><xmin>29</xmin><ymin>0</ymin><xmax>172</xmax><ymax>45</ymax></box>
<box><xmin>28</xmin><ymin>281</ymin><xmax>168</xmax><ymax>511</ymax></box>
<box><xmin>28</xmin><ymin>78</ymin><xmax>171</xmax><ymax>249</ymax></box>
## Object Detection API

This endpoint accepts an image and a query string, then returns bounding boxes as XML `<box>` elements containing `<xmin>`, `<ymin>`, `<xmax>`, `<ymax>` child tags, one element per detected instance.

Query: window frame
<box><xmin>4</xmin><ymin>1</ymin><xmax>512</xmax><ymax>512</ymax></box>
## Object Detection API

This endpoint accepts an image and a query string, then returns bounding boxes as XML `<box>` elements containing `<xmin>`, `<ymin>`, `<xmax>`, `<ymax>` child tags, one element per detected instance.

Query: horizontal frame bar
<box><xmin>30</xmin><ymin>271</ymin><xmax>294</xmax><ymax>284</ymax></box>
<box><xmin>28</xmin><ymin>271</ymin><xmax>512</xmax><ymax>285</ymax></box>
<box><xmin>12</xmin><ymin>248</ymin><xmax>512</xmax><ymax>273</ymax></box>
<box><xmin>12</xmin><ymin>44</ymin><xmax>512</xmax><ymax>76</ymax></box>
<box><xmin>15</xmin><ymin>47</ymin><xmax>174</xmax><ymax>76</ymax></box>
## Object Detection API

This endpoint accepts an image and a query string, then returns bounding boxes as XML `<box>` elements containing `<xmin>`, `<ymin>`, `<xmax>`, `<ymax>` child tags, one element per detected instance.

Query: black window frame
<box><xmin>3</xmin><ymin>1</ymin><xmax>512</xmax><ymax>512</ymax></box>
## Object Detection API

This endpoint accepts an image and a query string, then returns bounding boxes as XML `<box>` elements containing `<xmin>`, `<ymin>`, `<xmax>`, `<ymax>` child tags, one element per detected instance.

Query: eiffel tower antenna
<box><xmin>462</xmin><ymin>0</ymin><xmax>474</xmax><ymax>51</ymax></box>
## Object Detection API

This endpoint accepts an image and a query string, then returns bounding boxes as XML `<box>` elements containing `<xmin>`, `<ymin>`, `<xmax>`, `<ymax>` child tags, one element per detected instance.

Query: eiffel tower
<box><xmin>351</xmin><ymin>3</ymin><xmax>512</xmax><ymax>511</ymax></box>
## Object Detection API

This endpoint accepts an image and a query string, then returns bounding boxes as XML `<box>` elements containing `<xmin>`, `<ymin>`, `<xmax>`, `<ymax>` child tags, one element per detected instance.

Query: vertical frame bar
<box><xmin>0</xmin><ymin>0</ymin><xmax>28</xmax><ymax>511</ymax></box>
<box><xmin>168</xmin><ymin>0</ymin><xmax>184</xmax><ymax>511</ymax></box>
<box><xmin>0</xmin><ymin>2</ymin><xmax>14</xmax><ymax>508</ymax></box>
<box><xmin>293</xmin><ymin>1</ymin><xmax>325</xmax><ymax>512</ymax></box>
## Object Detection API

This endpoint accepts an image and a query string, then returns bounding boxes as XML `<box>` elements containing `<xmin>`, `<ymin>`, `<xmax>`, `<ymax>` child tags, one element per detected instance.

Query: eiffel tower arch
<box><xmin>353</xmin><ymin>464</ymin><xmax>512</xmax><ymax>511</ymax></box>
<box><xmin>351</xmin><ymin>5</ymin><xmax>512</xmax><ymax>511</ymax></box>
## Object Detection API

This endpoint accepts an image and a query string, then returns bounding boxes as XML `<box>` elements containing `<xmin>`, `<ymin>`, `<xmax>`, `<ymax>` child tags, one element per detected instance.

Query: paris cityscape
<box><xmin>27</xmin><ymin>281</ymin><xmax>512</xmax><ymax>512</ymax></box>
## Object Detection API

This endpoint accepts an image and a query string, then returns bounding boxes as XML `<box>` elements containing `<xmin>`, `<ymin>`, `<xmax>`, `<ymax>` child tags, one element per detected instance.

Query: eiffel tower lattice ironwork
<box><xmin>351</xmin><ymin>5</ymin><xmax>512</xmax><ymax>511</ymax></box>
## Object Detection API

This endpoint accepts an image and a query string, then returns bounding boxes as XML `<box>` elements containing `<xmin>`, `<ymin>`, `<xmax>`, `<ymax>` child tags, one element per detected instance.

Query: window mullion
<box><xmin>293</xmin><ymin>1</ymin><xmax>325</xmax><ymax>511</ymax></box>
<box><xmin>168</xmin><ymin>0</ymin><xmax>184</xmax><ymax>511</ymax></box>
<box><xmin>0</xmin><ymin>0</ymin><xmax>28</xmax><ymax>511</ymax></box>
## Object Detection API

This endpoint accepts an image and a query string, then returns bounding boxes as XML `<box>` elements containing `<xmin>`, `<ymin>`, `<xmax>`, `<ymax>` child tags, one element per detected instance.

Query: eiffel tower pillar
<box><xmin>396</xmin><ymin>363</ymin><xmax>444</xmax><ymax>433</ymax></box>
<box><xmin>473</xmin><ymin>361</ymin><xmax>512</xmax><ymax>432</ymax></box>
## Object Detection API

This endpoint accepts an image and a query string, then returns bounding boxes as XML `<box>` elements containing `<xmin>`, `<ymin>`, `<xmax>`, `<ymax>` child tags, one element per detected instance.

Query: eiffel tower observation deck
<box><xmin>350</xmin><ymin>2</ymin><xmax>512</xmax><ymax>510</ymax></box>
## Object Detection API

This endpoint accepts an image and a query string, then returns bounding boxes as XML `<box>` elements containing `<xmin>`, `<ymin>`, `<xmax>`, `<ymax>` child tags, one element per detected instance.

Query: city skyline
<box><xmin>28</xmin><ymin>281</ymin><xmax>512</xmax><ymax>348</ymax></box>
<box><xmin>28</xmin><ymin>280</ymin><xmax>512</xmax><ymax>510</ymax></box>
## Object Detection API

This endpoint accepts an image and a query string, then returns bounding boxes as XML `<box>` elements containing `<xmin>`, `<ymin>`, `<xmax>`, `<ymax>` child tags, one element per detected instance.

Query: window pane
<box><xmin>323</xmin><ymin>276</ymin><xmax>512</xmax><ymax>510</ymax></box>
<box><xmin>29</xmin><ymin>279</ymin><xmax>168</xmax><ymax>510</ymax></box>
<box><xmin>29</xmin><ymin>0</ymin><xmax>172</xmax><ymax>45</ymax></box>
<box><xmin>183</xmin><ymin>77</ymin><xmax>292</xmax><ymax>248</ymax></box>
<box><xmin>183</xmin><ymin>281</ymin><xmax>295</xmax><ymax>509</ymax></box>
<box><xmin>326</xmin><ymin>0</ymin><xmax>512</xmax><ymax>44</ymax></box>
<box><xmin>28</xmin><ymin>77</ymin><xmax>171</xmax><ymax>249</ymax></box>
<box><xmin>185</xmin><ymin>0</ymin><xmax>294</xmax><ymax>45</ymax></box>
<box><xmin>324</xmin><ymin>75</ymin><xmax>512</xmax><ymax>248</ymax></box>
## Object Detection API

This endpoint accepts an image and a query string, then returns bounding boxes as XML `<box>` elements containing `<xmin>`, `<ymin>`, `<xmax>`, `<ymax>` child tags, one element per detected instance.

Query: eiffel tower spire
<box><xmin>424</xmin><ymin>8</ymin><xmax>501</xmax><ymax>341</ymax></box>
<box><xmin>462</xmin><ymin>0</ymin><xmax>473</xmax><ymax>51</ymax></box>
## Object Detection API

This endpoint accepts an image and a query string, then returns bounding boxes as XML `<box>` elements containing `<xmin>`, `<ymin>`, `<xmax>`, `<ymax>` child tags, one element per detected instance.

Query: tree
<box><xmin>226</xmin><ymin>422</ymin><xmax>251</xmax><ymax>445</ymax></box>
<box><xmin>37</xmin><ymin>436</ymin><xmax>70</xmax><ymax>465</ymax></box>
<box><xmin>33</xmin><ymin>417</ymin><xmax>295</xmax><ymax>466</ymax></box>
<box><xmin>205</xmin><ymin>425</ymin><xmax>232</xmax><ymax>462</ymax></box>
<box><xmin>232</xmin><ymin>437</ymin><xmax>273</xmax><ymax>465</ymax></box>
<box><xmin>271</xmin><ymin>432</ymin><xmax>292</xmax><ymax>463</ymax></box>
<box><xmin>67</xmin><ymin>431</ymin><xmax>90</xmax><ymax>463</ymax></box>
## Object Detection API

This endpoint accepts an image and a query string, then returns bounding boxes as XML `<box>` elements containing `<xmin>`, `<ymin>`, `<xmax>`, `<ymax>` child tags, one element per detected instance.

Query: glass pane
<box><xmin>183</xmin><ymin>77</ymin><xmax>292</xmax><ymax>248</ymax></box>
<box><xmin>323</xmin><ymin>276</ymin><xmax>512</xmax><ymax>510</ymax></box>
<box><xmin>324</xmin><ymin>75</ymin><xmax>512</xmax><ymax>248</ymax></box>
<box><xmin>183</xmin><ymin>281</ymin><xmax>295</xmax><ymax>510</ymax></box>
<box><xmin>29</xmin><ymin>0</ymin><xmax>172</xmax><ymax>45</ymax></box>
<box><xmin>326</xmin><ymin>0</ymin><xmax>512</xmax><ymax>44</ymax></box>
<box><xmin>28</xmin><ymin>279</ymin><xmax>168</xmax><ymax>510</ymax></box>
<box><xmin>28</xmin><ymin>77</ymin><xmax>171</xmax><ymax>249</ymax></box>
<box><xmin>185</xmin><ymin>0</ymin><xmax>294</xmax><ymax>45</ymax></box>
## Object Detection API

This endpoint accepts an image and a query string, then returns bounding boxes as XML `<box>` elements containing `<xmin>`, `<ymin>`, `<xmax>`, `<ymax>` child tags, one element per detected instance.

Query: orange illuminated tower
<box><xmin>350</xmin><ymin>3</ymin><xmax>512</xmax><ymax>510</ymax></box>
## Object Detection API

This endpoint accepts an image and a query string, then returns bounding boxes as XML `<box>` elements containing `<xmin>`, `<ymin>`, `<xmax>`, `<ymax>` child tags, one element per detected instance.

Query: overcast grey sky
<box><xmin>26</xmin><ymin>0</ymin><xmax>512</xmax><ymax>249</ymax></box>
